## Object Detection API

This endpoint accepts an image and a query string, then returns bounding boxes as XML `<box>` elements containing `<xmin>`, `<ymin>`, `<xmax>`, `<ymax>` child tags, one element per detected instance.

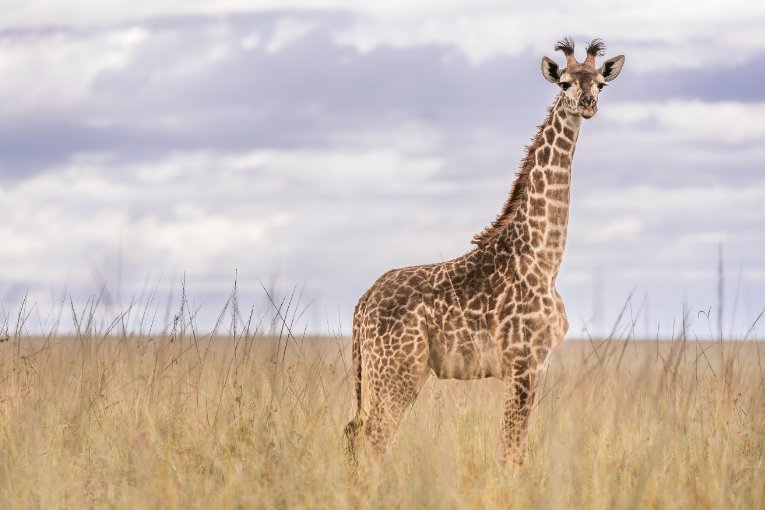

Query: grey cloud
<box><xmin>0</xmin><ymin>14</ymin><xmax>547</xmax><ymax>179</ymax></box>
<box><xmin>1</xmin><ymin>11</ymin><xmax>764</xmax><ymax>338</ymax></box>
<box><xmin>607</xmin><ymin>53</ymin><xmax>765</xmax><ymax>103</ymax></box>
<box><xmin>3</xmin><ymin>12</ymin><xmax>763</xmax><ymax>181</ymax></box>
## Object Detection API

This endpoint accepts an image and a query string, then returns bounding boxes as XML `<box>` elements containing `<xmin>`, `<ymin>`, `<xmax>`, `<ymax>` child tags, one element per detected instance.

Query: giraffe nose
<box><xmin>580</xmin><ymin>95</ymin><xmax>597</xmax><ymax>109</ymax></box>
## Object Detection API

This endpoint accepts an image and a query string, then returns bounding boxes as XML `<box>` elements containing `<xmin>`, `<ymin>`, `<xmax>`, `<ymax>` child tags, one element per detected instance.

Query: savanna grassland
<box><xmin>0</xmin><ymin>323</ymin><xmax>763</xmax><ymax>509</ymax></box>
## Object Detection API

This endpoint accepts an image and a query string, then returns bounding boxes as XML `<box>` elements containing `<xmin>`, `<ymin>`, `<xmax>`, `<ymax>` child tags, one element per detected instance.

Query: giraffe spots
<box><xmin>457</xmin><ymin>342</ymin><xmax>475</xmax><ymax>358</ymax></box>
<box><xmin>467</xmin><ymin>294</ymin><xmax>489</xmax><ymax>314</ymax></box>
<box><xmin>546</xmin><ymin>230</ymin><xmax>563</xmax><ymax>247</ymax></box>
<box><xmin>516</xmin><ymin>301</ymin><xmax>538</xmax><ymax>314</ymax></box>
<box><xmin>533</xmin><ymin>345</ymin><xmax>550</xmax><ymax>363</ymax></box>
<box><xmin>536</xmin><ymin>146</ymin><xmax>551</xmax><ymax>167</ymax></box>
<box><xmin>392</xmin><ymin>294</ymin><xmax>410</xmax><ymax>309</ymax></box>
<box><xmin>489</xmin><ymin>272</ymin><xmax>506</xmax><ymax>292</ymax></box>
<box><xmin>483</xmin><ymin>311</ymin><xmax>498</xmax><ymax>332</ymax></box>
<box><xmin>516</xmin><ymin>223</ymin><xmax>531</xmax><ymax>243</ymax></box>
<box><xmin>529</xmin><ymin>196</ymin><xmax>546</xmax><ymax>217</ymax></box>
<box><xmin>531</xmin><ymin>170</ymin><xmax>546</xmax><ymax>193</ymax></box>
<box><xmin>350</xmin><ymin>97</ymin><xmax>578</xmax><ymax>461</ymax></box>
<box><xmin>547</xmin><ymin>204</ymin><xmax>568</xmax><ymax>225</ymax></box>
<box><xmin>546</xmin><ymin>188</ymin><xmax>569</xmax><ymax>202</ymax></box>
<box><xmin>396</xmin><ymin>362</ymin><xmax>411</xmax><ymax>377</ymax></box>
<box><xmin>377</xmin><ymin>316</ymin><xmax>394</xmax><ymax>336</ymax></box>
<box><xmin>544</xmin><ymin>169</ymin><xmax>569</xmax><ymax>185</ymax></box>
<box><xmin>507</xmin><ymin>342</ymin><xmax>531</xmax><ymax>362</ymax></box>
<box><xmin>555</xmin><ymin>137</ymin><xmax>572</xmax><ymax>151</ymax></box>
<box><xmin>518</xmin><ymin>255</ymin><xmax>531</xmax><ymax>275</ymax></box>
<box><xmin>512</xmin><ymin>358</ymin><xmax>529</xmax><ymax>377</ymax></box>
<box><xmin>528</xmin><ymin>218</ymin><xmax>543</xmax><ymax>231</ymax></box>
<box><xmin>509</xmin><ymin>316</ymin><xmax>522</xmax><ymax>340</ymax></box>
<box><xmin>550</xmin><ymin>150</ymin><xmax>561</xmax><ymax>167</ymax></box>
<box><xmin>522</xmin><ymin>323</ymin><xmax>536</xmax><ymax>341</ymax></box>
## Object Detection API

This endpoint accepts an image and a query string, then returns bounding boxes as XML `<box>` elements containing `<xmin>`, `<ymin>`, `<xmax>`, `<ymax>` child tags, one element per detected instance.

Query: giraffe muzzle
<box><xmin>579</xmin><ymin>95</ymin><xmax>597</xmax><ymax>118</ymax></box>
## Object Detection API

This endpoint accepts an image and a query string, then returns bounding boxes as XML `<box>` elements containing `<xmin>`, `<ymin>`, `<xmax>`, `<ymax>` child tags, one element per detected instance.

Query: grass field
<box><xmin>0</xmin><ymin>327</ymin><xmax>763</xmax><ymax>508</ymax></box>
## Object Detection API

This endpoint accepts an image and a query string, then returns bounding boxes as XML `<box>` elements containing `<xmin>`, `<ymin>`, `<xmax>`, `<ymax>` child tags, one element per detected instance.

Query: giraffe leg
<box><xmin>364</xmin><ymin>400</ymin><xmax>408</xmax><ymax>462</ymax></box>
<box><xmin>499</xmin><ymin>370</ymin><xmax>537</xmax><ymax>465</ymax></box>
<box><xmin>364</xmin><ymin>358</ymin><xmax>429</xmax><ymax>464</ymax></box>
<box><xmin>343</xmin><ymin>415</ymin><xmax>364</xmax><ymax>467</ymax></box>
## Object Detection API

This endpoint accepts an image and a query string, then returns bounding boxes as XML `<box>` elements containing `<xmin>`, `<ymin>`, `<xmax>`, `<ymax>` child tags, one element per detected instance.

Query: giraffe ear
<box><xmin>599</xmin><ymin>55</ymin><xmax>625</xmax><ymax>82</ymax></box>
<box><xmin>541</xmin><ymin>56</ymin><xmax>560</xmax><ymax>83</ymax></box>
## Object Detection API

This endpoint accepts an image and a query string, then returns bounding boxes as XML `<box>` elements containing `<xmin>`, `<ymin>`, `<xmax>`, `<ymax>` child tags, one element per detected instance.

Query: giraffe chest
<box><xmin>428</xmin><ymin>286</ymin><xmax>567</xmax><ymax>379</ymax></box>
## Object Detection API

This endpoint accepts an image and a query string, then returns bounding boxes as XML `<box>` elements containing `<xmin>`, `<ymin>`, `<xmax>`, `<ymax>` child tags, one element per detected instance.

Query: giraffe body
<box><xmin>345</xmin><ymin>38</ymin><xmax>625</xmax><ymax>464</ymax></box>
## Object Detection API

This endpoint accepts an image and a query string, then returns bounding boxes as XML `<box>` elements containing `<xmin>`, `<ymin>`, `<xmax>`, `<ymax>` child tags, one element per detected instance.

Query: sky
<box><xmin>1</xmin><ymin>0</ymin><xmax>764</xmax><ymax>339</ymax></box>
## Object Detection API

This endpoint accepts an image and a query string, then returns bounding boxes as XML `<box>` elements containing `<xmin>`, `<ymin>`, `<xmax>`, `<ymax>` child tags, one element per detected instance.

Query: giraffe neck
<box><xmin>467</xmin><ymin>95</ymin><xmax>582</xmax><ymax>277</ymax></box>
<box><xmin>503</xmin><ymin>95</ymin><xmax>581</xmax><ymax>271</ymax></box>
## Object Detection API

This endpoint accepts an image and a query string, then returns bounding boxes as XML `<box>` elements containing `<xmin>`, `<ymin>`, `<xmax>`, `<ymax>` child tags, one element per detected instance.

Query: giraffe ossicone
<box><xmin>344</xmin><ymin>38</ymin><xmax>625</xmax><ymax>465</ymax></box>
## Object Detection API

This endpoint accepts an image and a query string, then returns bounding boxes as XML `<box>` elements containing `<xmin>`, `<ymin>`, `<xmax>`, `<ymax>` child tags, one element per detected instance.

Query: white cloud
<box><xmin>0</xmin><ymin>15</ymin><xmax>313</xmax><ymax>115</ymax></box>
<box><xmin>265</xmin><ymin>18</ymin><xmax>318</xmax><ymax>54</ymax></box>
<box><xmin>0</xmin><ymin>27</ymin><xmax>148</xmax><ymax>114</ymax></box>
<box><xmin>229</xmin><ymin>148</ymin><xmax>442</xmax><ymax>193</ymax></box>
<box><xmin>577</xmin><ymin>183</ymin><xmax>765</xmax><ymax>222</ymax></box>
<box><xmin>329</xmin><ymin>1</ymin><xmax>765</xmax><ymax>70</ymax></box>
<box><xmin>0</xmin><ymin>6</ymin><xmax>762</xmax><ymax>119</ymax></box>
<box><xmin>1</xmin><ymin>2</ymin><xmax>764</xmax><ymax>337</ymax></box>
<box><xmin>602</xmin><ymin>101</ymin><xmax>765</xmax><ymax>144</ymax></box>
<box><xmin>581</xmin><ymin>217</ymin><xmax>644</xmax><ymax>243</ymax></box>
<box><xmin>0</xmin><ymin>144</ymin><xmax>443</xmax><ymax>290</ymax></box>
<box><xmin>240</xmin><ymin>33</ymin><xmax>261</xmax><ymax>50</ymax></box>
<box><xmin>3</xmin><ymin>0</ymin><xmax>764</xmax><ymax>72</ymax></box>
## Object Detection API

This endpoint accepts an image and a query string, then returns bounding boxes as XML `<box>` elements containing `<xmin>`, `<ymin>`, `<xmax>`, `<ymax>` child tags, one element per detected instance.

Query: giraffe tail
<box><xmin>343</xmin><ymin>315</ymin><xmax>364</xmax><ymax>466</ymax></box>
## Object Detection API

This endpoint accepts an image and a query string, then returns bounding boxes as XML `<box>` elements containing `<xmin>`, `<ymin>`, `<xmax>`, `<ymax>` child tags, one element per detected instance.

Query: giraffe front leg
<box><xmin>498</xmin><ymin>371</ymin><xmax>537</xmax><ymax>466</ymax></box>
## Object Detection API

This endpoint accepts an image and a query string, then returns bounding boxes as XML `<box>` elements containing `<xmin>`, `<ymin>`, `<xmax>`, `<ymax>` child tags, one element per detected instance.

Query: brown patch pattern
<box><xmin>343</xmin><ymin>41</ymin><xmax>620</xmax><ymax>466</ymax></box>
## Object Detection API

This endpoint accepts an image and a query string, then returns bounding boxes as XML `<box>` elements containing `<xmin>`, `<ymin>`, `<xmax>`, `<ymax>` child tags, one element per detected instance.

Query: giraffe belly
<box><xmin>429</xmin><ymin>334</ymin><xmax>502</xmax><ymax>380</ymax></box>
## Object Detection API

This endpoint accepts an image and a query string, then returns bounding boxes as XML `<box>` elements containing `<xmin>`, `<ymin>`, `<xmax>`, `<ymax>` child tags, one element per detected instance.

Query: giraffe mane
<box><xmin>471</xmin><ymin>103</ymin><xmax>556</xmax><ymax>248</ymax></box>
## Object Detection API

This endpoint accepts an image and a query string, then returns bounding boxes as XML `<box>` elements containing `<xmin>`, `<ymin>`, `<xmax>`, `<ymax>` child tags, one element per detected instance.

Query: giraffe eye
<box><xmin>559</xmin><ymin>82</ymin><xmax>571</xmax><ymax>90</ymax></box>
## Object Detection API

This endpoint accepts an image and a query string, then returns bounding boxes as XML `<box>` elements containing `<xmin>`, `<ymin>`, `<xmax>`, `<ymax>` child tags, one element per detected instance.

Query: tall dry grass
<box><xmin>0</xmin><ymin>302</ymin><xmax>763</xmax><ymax>508</ymax></box>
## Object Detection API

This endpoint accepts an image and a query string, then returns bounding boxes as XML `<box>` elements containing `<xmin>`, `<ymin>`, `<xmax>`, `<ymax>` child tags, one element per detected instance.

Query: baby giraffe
<box><xmin>345</xmin><ymin>38</ymin><xmax>625</xmax><ymax>465</ymax></box>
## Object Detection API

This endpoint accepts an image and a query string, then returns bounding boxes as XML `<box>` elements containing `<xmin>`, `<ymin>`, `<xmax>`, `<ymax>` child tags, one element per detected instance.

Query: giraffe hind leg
<box><xmin>343</xmin><ymin>415</ymin><xmax>364</xmax><ymax>467</ymax></box>
<box><xmin>364</xmin><ymin>356</ymin><xmax>429</xmax><ymax>463</ymax></box>
<box><xmin>364</xmin><ymin>397</ymin><xmax>411</xmax><ymax>463</ymax></box>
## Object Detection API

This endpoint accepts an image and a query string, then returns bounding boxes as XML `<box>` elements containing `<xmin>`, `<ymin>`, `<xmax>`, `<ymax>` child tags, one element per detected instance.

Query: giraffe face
<box><xmin>541</xmin><ymin>54</ymin><xmax>625</xmax><ymax>119</ymax></box>
<box><xmin>557</xmin><ymin>65</ymin><xmax>604</xmax><ymax>119</ymax></box>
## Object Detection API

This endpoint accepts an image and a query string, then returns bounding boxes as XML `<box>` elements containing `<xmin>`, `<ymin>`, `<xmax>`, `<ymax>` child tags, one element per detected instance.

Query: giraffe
<box><xmin>344</xmin><ymin>38</ymin><xmax>625</xmax><ymax>465</ymax></box>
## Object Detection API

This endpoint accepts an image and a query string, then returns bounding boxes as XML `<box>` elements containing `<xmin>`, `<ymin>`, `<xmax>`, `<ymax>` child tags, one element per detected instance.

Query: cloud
<box><xmin>330</xmin><ymin>0</ymin><xmax>765</xmax><ymax>71</ymax></box>
<box><xmin>0</xmin><ymin>7</ymin><xmax>763</xmax><ymax>338</ymax></box>
<box><xmin>602</xmin><ymin>101</ymin><xmax>765</xmax><ymax>144</ymax></box>
<box><xmin>264</xmin><ymin>17</ymin><xmax>318</xmax><ymax>53</ymax></box>
<box><xmin>0</xmin><ymin>143</ymin><xmax>446</xmax><ymax>289</ymax></box>
<box><xmin>0</xmin><ymin>27</ymin><xmax>147</xmax><ymax>115</ymax></box>
<box><xmin>0</xmin><ymin>16</ymin><xmax>546</xmax><ymax>180</ymax></box>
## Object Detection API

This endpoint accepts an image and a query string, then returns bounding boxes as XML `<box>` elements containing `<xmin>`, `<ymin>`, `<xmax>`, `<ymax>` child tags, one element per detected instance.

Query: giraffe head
<box><xmin>541</xmin><ymin>38</ymin><xmax>625</xmax><ymax>119</ymax></box>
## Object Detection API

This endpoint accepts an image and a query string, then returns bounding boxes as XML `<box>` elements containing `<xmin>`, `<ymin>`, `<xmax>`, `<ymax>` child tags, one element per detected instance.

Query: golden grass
<box><xmin>0</xmin><ymin>332</ymin><xmax>763</xmax><ymax>509</ymax></box>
